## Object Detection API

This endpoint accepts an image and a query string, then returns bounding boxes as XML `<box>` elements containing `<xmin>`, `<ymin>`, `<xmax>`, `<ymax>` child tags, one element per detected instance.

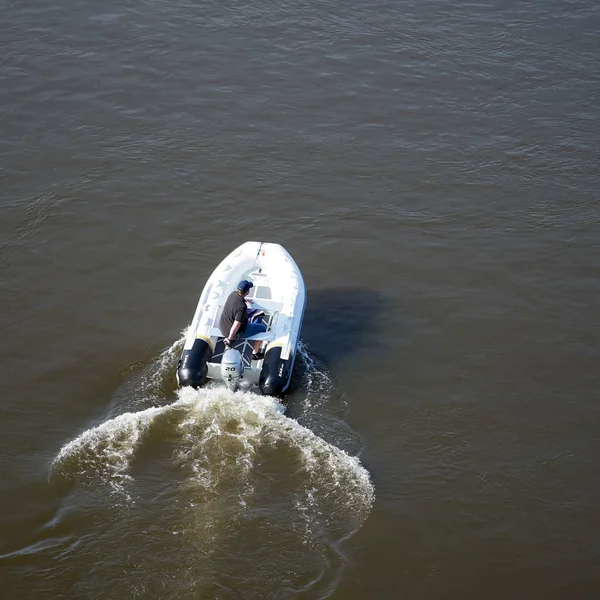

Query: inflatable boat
<box><xmin>176</xmin><ymin>241</ymin><xmax>306</xmax><ymax>395</ymax></box>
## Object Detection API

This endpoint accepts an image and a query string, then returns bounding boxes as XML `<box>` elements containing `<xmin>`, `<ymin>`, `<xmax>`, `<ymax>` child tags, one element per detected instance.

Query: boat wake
<box><xmin>49</xmin><ymin>341</ymin><xmax>374</xmax><ymax>598</ymax></box>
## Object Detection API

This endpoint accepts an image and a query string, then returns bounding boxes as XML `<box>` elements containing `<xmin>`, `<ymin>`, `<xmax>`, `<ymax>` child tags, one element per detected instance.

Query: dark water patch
<box><xmin>301</xmin><ymin>286</ymin><xmax>387</xmax><ymax>369</ymax></box>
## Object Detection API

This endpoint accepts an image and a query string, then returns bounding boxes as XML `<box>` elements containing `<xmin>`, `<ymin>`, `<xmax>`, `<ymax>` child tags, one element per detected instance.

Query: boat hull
<box><xmin>176</xmin><ymin>241</ymin><xmax>305</xmax><ymax>395</ymax></box>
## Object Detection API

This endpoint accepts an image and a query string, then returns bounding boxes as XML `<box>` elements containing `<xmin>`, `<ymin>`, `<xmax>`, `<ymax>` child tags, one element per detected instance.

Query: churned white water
<box><xmin>52</xmin><ymin>387</ymin><xmax>373</xmax><ymax>514</ymax></box>
<box><xmin>51</xmin><ymin>340</ymin><xmax>374</xmax><ymax>565</ymax></box>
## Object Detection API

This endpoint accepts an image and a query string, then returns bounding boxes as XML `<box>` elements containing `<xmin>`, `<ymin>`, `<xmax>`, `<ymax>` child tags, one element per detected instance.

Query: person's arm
<box><xmin>224</xmin><ymin>320</ymin><xmax>242</xmax><ymax>345</ymax></box>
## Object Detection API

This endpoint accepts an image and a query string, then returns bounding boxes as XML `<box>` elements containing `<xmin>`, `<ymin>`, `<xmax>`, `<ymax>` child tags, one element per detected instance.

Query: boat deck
<box><xmin>210</xmin><ymin>337</ymin><xmax>255</xmax><ymax>367</ymax></box>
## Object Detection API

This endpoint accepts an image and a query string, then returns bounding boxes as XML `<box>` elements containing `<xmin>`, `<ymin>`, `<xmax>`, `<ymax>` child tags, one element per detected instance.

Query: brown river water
<box><xmin>1</xmin><ymin>0</ymin><xmax>599</xmax><ymax>598</ymax></box>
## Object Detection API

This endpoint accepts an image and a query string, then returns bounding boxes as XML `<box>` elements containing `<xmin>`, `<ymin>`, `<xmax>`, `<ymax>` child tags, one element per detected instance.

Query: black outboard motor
<box><xmin>177</xmin><ymin>338</ymin><xmax>212</xmax><ymax>388</ymax></box>
<box><xmin>259</xmin><ymin>345</ymin><xmax>293</xmax><ymax>396</ymax></box>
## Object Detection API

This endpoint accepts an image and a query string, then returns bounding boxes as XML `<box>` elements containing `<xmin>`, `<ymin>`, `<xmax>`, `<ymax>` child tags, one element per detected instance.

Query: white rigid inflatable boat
<box><xmin>176</xmin><ymin>241</ymin><xmax>306</xmax><ymax>395</ymax></box>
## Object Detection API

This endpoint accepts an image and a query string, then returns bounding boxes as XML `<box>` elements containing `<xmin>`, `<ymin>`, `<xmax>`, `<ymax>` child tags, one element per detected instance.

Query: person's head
<box><xmin>237</xmin><ymin>280</ymin><xmax>253</xmax><ymax>297</ymax></box>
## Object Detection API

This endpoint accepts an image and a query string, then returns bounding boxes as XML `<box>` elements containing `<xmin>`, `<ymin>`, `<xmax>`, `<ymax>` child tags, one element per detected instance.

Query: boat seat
<box><xmin>208</xmin><ymin>327</ymin><xmax>275</xmax><ymax>342</ymax></box>
<box><xmin>243</xmin><ymin>331</ymin><xmax>273</xmax><ymax>341</ymax></box>
<box><xmin>251</xmin><ymin>299</ymin><xmax>283</xmax><ymax>313</ymax></box>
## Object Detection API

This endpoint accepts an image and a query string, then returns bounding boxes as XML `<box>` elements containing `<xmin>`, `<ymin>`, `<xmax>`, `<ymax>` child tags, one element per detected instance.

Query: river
<box><xmin>1</xmin><ymin>0</ymin><xmax>599</xmax><ymax>598</ymax></box>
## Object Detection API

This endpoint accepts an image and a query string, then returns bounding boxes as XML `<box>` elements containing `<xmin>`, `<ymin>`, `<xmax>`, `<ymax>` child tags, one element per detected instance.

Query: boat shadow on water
<box><xmin>285</xmin><ymin>286</ymin><xmax>388</xmax><ymax>405</ymax></box>
<box><xmin>300</xmin><ymin>286</ymin><xmax>387</xmax><ymax>366</ymax></box>
<box><xmin>283</xmin><ymin>286</ymin><xmax>388</xmax><ymax>447</ymax></box>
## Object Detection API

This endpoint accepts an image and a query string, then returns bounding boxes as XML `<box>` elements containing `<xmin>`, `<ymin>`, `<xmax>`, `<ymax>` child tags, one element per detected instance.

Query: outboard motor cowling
<box><xmin>220</xmin><ymin>348</ymin><xmax>244</xmax><ymax>392</ymax></box>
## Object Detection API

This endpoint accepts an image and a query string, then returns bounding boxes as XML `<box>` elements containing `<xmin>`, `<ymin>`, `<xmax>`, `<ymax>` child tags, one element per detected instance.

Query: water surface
<box><xmin>1</xmin><ymin>0</ymin><xmax>599</xmax><ymax>598</ymax></box>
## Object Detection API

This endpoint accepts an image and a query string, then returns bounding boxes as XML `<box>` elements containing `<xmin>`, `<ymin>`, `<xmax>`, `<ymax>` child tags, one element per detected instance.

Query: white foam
<box><xmin>296</xmin><ymin>340</ymin><xmax>334</xmax><ymax>410</ymax></box>
<box><xmin>52</xmin><ymin>385</ymin><xmax>374</xmax><ymax>528</ymax></box>
<box><xmin>51</xmin><ymin>403</ymin><xmax>166</xmax><ymax>498</ymax></box>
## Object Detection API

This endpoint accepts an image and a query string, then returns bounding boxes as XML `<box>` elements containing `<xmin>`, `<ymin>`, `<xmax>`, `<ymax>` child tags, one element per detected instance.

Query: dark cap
<box><xmin>237</xmin><ymin>280</ymin><xmax>254</xmax><ymax>294</ymax></box>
